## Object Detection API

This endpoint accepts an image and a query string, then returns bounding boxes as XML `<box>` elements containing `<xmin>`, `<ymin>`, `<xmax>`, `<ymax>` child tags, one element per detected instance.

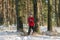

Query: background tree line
<box><xmin>0</xmin><ymin>0</ymin><xmax>60</xmax><ymax>32</ymax></box>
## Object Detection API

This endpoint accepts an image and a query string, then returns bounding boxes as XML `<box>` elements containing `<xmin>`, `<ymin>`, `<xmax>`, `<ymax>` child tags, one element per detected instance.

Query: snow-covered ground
<box><xmin>0</xmin><ymin>24</ymin><xmax>60</xmax><ymax>33</ymax></box>
<box><xmin>0</xmin><ymin>24</ymin><xmax>17</xmax><ymax>32</ymax></box>
<box><xmin>0</xmin><ymin>24</ymin><xmax>60</xmax><ymax>40</ymax></box>
<box><xmin>23</xmin><ymin>24</ymin><xmax>48</xmax><ymax>33</ymax></box>
<box><xmin>0</xmin><ymin>33</ymin><xmax>60</xmax><ymax>40</ymax></box>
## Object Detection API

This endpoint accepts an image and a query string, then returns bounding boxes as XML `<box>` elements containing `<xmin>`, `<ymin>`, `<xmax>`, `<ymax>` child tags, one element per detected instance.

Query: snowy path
<box><xmin>0</xmin><ymin>35</ymin><xmax>60</xmax><ymax>40</ymax></box>
<box><xmin>0</xmin><ymin>32</ymin><xmax>60</xmax><ymax>40</ymax></box>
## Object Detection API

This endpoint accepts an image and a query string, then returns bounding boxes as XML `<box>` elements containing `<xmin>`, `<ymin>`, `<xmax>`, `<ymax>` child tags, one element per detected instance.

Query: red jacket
<box><xmin>28</xmin><ymin>17</ymin><xmax>35</xmax><ymax>27</ymax></box>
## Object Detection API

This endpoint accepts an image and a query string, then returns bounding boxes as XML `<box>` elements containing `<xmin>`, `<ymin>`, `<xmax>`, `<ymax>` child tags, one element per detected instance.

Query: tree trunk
<box><xmin>48</xmin><ymin>0</ymin><xmax>52</xmax><ymax>31</ymax></box>
<box><xmin>57</xmin><ymin>0</ymin><xmax>60</xmax><ymax>27</ymax></box>
<box><xmin>15</xmin><ymin>0</ymin><xmax>23</xmax><ymax>31</ymax></box>
<box><xmin>0</xmin><ymin>0</ymin><xmax>4</xmax><ymax>25</ymax></box>
<box><xmin>33</xmin><ymin>0</ymin><xmax>39</xmax><ymax>32</ymax></box>
<box><xmin>55</xmin><ymin>0</ymin><xmax>58</xmax><ymax>27</ymax></box>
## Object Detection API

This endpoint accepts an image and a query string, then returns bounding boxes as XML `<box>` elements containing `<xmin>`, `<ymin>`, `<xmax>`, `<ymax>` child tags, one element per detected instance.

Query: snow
<box><xmin>0</xmin><ymin>24</ymin><xmax>48</xmax><ymax>32</ymax></box>
<box><xmin>0</xmin><ymin>25</ymin><xmax>60</xmax><ymax>40</ymax></box>
<box><xmin>54</xmin><ymin>27</ymin><xmax>60</xmax><ymax>33</ymax></box>
<box><xmin>23</xmin><ymin>24</ymin><xmax>48</xmax><ymax>32</ymax></box>
<box><xmin>23</xmin><ymin>24</ymin><xmax>29</xmax><ymax>32</ymax></box>
<box><xmin>40</xmin><ymin>26</ymin><xmax>47</xmax><ymax>32</ymax></box>
<box><xmin>0</xmin><ymin>24</ymin><xmax>17</xmax><ymax>32</ymax></box>
<box><xmin>0</xmin><ymin>32</ymin><xmax>60</xmax><ymax>40</ymax></box>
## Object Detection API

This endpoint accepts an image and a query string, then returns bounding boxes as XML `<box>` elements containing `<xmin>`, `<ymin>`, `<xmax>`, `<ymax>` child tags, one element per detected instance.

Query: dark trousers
<box><xmin>28</xmin><ymin>26</ymin><xmax>34</xmax><ymax>35</ymax></box>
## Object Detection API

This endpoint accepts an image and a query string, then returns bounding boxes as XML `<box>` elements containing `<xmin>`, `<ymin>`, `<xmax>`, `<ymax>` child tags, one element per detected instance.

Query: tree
<box><xmin>15</xmin><ymin>0</ymin><xmax>23</xmax><ymax>31</ymax></box>
<box><xmin>33</xmin><ymin>0</ymin><xmax>40</xmax><ymax>32</ymax></box>
<box><xmin>0</xmin><ymin>0</ymin><xmax>4</xmax><ymax>25</ymax></box>
<box><xmin>55</xmin><ymin>0</ymin><xmax>58</xmax><ymax>26</ymax></box>
<box><xmin>57</xmin><ymin>0</ymin><xmax>60</xmax><ymax>27</ymax></box>
<box><xmin>48</xmin><ymin>0</ymin><xmax>52</xmax><ymax>31</ymax></box>
<box><xmin>42</xmin><ymin>0</ymin><xmax>48</xmax><ymax>26</ymax></box>
<box><xmin>37</xmin><ymin>0</ymin><xmax>42</xmax><ymax>26</ymax></box>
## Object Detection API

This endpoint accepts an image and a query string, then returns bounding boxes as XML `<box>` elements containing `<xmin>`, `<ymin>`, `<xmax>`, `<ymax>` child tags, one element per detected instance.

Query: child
<box><xmin>28</xmin><ymin>14</ymin><xmax>35</xmax><ymax>35</ymax></box>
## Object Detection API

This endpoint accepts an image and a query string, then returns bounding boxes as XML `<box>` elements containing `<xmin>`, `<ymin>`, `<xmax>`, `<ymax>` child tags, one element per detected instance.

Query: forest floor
<box><xmin>0</xmin><ymin>31</ymin><xmax>60</xmax><ymax>40</ymax></box>
<box><xmin>0</xmin><ymin>25</ymin><xmax>60</xmax><ymax>40</ymax></box>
